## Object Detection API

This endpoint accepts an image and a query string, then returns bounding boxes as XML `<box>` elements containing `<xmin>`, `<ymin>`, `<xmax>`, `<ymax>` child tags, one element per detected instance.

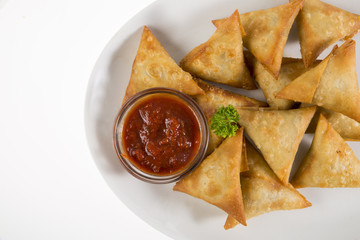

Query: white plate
<box><xmin>85</xmin><ymin>0</ymin><xmax>360</xmax><ymax>239</ymax></box>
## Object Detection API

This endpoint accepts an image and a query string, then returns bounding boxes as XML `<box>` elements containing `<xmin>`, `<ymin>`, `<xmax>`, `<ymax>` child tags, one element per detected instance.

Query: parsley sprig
<box><xmin>210</xmin><ymin>105</ymin><xmax>240</xmax><ymax>138</ymax></box>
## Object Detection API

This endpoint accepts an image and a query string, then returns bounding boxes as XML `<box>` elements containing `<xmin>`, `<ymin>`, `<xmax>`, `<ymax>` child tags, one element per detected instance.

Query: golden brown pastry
<box><xmin>291</xmin><ymin>115</ymin><xmax>360</xmax><ymax>188</ymax></box>
<box><xmin>193</xmin><ymin>79</ymin><xmax>267</xmax><ymax>156</ymax></box>
<box><xmin>173</xmin><ymin>128</ymin><xmax>247</xmax><ymax>226</ymax></box>
<box><xmin>224</xmin><ymin>141</ymin><xmax>311</xmax><ymax>229</ymax></box>
<box><xmin>123</xmin><ymin>26</ymin><xmax>204</xmax><ymax>103</ymax></box>
<box><xmin>312</xmin><ymin>40</ymin><xmax>360</xmax><ymax>123</ymax></box>
<box><xmin>303</xmin><ymin>104</ymin><xmax>360</xmax><ymax>141</ymax></box>
<box><xmin>180</xmin><ymin>10</ymin><xmax>255</xmax><ymax>89</ymax></box>
<box><xmin>245</xmin><ymin>52</ymin><xmax>311</xmax><ymax>109</ymax></box>
<box><xmin>276</xmin><ymin>54</ymin><xmax>330</xmax><ymax>103</ymax></box>
<box><xmin>297</xmin><ymin>0</ymin><xmax>360</xmax><ymax>67</ymax></box>
<box><xmin>276</xmin><ymin>40</ymin><xmax>360</xmax><ymax>123</ymax></box>
<box><xmin>235</xmin><ymin>107</ymin><xmax>316</xmax><ymax>184</ymax></box>
<box><xmin>213</xmin><ymin>0</ymin><xmax>303</xmax><ymax>78</ymax></box>
<box><xmin>241</xmin><ymin>136</ymin><xmax>248</xmax><ymax>172</ymax></box>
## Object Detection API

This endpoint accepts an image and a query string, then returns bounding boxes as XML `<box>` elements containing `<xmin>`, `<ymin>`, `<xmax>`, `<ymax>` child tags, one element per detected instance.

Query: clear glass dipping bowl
<box><xmin>113</xmin><ymin>88</ymin><xmax>209</xmax><ymax>184</ymax></box>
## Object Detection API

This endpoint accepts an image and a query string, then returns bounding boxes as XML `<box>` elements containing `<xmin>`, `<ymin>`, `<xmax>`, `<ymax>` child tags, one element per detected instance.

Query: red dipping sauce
<box><xmin>122</xmin><ymin>94</ymin><xmax>201</xmax><ymax>175</ymax></box>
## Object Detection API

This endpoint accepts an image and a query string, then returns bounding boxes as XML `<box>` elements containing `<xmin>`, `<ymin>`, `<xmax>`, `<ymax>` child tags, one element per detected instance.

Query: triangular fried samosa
<box><xmin>276</xmin><ymin>40</ymin><xmax>360</xmax><ymax>123</ymax></box>
<box><xmin>297</xmin><ymin>0</ymin><xmax>360</xmax><ymax>67</ymax></box>
<box><xmin>213</xmin><ymin>0</ymin><xmax>303</xmax><ymax>78</ymax></box>
<box><xmin>291</xmin><ymin>115</ymin><xmax>360</xmax><ymax>188</ymax></box>
<box><xmin>236</xmin><ymin>107</ymin><xmax>316</xmax><ymax>183</ymax></box>
<box><xmin>123</xmin><ymin>26</ymin><xmax>204</xmax><ymax>102</ymax></box>
<box><xmin>224</xmin><ymin>142</ymin><xmax>311</xmax><ymax>230</ymax></box>
<box><xmin>180</xmin><ymin>10</ymin><xmax>255</xmax><ymax>89</ymax></box>
<box><xmin>193</xmin><ymin>79</ymin><xmax>267</xmax><ymax>156</ymax></box>
<box><xmin>276</xmin><ymin>54</ymin><xmax>331</xmax><ymax>103</ymax></box>
<box><xmin>245</xmin><ymin>52</ymin><xmax>310</xmax><ymax>109</ymax></box>
<box><xmin>303</xmin><ymin>104</ymin><xmax>360</xmax><ymax>141</ymax></box>
<box><xmin>173</xmin><ymin>128</ymin><xmax>247</xmax><ymax>226</ymax></box>
<box><xmin>312</xmin><ymin>40</ymin><xmax>360</xmax><ymax>123</ymax></box>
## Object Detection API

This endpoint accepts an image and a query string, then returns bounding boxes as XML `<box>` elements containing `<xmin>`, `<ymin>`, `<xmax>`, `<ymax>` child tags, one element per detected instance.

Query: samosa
<box><xmin>297</xmin><ymin>0</ymin><xmax>360</xmax><ymax>67</ymax></box>
<box><xmin>235</xmin><ymin>107</ymin><xmax>316</xmax><ymax>183</ymax></box>
<box><xmin>123</xmin><ymin>26</ymin><xmax>204</xmax><ymax>102</ymax></box>
<box><xmin>173</xmin><ymin>128</ymin><xmax>247</xmax><ymax>226</ymax></box>
<box><xmin>181</xmin><ymin>10</ymin><xmax>255</xmax><ymax>89</ymax></box>
<box><xmin>305</xmin><ymin>105</ymin><xmax>360</xmax><ymax>141</ymax></box>
<box><xmin>224</xmin><ymin>141</ymin><xmax>311</xmax><ymax>229</ymax></box>
<box><xmin>193</xmin><ymin>79</ymin><xmax>267</xmax><ymax>157</ymax></box>
<box><xmin>291</xmin><ymin>115</ymin><xmax>360</xmax><ymax>188</ymax></box>
<box><xmin>213</xmin><ymin>0</ymin><xmax>303</xmax><ymax>78</ymax></box>
<box><xmin>277</xmin><ymin>40</ymin><xmax>360</xmax><ymax>123</ymax></box>
<box><xmin>245</xmin><ymin>52</ymin><xmax>311</xmax><ymax>109</ymax></box>
<box><xmin>276</xmin><ymin>54</ymin><xmax>330</xmax><ymax>103</ymax></box>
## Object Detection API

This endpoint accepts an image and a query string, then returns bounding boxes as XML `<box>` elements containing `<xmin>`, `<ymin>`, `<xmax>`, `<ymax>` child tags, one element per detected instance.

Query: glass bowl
<box><xmin>113</xmin><ymin>88</ymin><xmax>209</xmax><ymax>184</ymax></box>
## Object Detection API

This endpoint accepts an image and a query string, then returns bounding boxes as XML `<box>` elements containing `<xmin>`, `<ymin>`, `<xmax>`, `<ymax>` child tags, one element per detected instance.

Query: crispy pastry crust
<box><xmin>297</xmin><ymin>0</ymin><xmax>360</xmax><ymax>67</ymax></box>
<box><xmin>245</xmin><ymin>51</ymin><xmax>311</xmax><ymax>110</ymax></box>
<box><xmin>180</xmin><ymin>10</ymin><xmax>256</xmax><ymax>89</ymax></box>
<box><xmin>224</xmin><ymin>142</ymin><xmax>311</xmax><ymax>230</ymax></box>
<box><xmin>173</xmin><ymin>129</ymin><xmax>247</xmax><ymax>226</ymax></box>
<box><xmin>236</xmin><ymin>107</ymin><xmax>316</xmax><ymax>184</ymax></box>
<box><xmin>312</xmin><ymin>40</ymin><xmax>360</xmax><ymax>123</ymax></box>
<box><xmin>213</xmin><ymin>0</ymin><xmax>303</xmax><ymax>78</ymax></box>
<box><xmin>193</xmin><ymin>79</ymin><xmax>267</xmax><ymax>156</ymax></box>
<box><xmin>276</xmin><ymin>54</ymin><xmax>330</xmax><ymax>103</ymax></box>
<box><xmin>303</xmin><ymin>104</ymin><xmax>360</xmax><ymax>141</ymax></box>
<box><xmin>123</xmin><ymin>26</ymin><xmax>204</xmax><ymax>103</ymax></box>
<box><xmin>291</xmin><ymin>115</ymin><xmax>360</xmax><ymax>188</ymax></box>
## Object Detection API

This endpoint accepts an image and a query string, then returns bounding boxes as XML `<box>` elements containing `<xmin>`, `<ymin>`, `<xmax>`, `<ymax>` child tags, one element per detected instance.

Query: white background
<box><xmin>0</xmin><ymin>0</ymin><xmax>171</xmax><ymax>239</ymax></box>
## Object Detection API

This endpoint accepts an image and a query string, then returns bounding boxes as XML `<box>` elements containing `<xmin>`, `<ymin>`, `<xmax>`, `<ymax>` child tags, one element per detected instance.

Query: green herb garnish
<box><xmin>210</xmin><ymin>105</ymin><xmax>240</xmax><ymax>138</ymax></box>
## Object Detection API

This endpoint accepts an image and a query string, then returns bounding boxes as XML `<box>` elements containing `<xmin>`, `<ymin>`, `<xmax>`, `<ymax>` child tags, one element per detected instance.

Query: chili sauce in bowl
<box><xmin>114</xmin><ymin>88</ymin><xmax>209</xmax><ymax>183</ymax></box>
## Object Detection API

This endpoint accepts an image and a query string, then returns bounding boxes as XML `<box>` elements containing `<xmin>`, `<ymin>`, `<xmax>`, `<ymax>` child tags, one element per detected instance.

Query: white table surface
<box><xmin>0</xmin><ymin>0</ymin><xmax>171</xmax><ymax>239</ymax></box>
